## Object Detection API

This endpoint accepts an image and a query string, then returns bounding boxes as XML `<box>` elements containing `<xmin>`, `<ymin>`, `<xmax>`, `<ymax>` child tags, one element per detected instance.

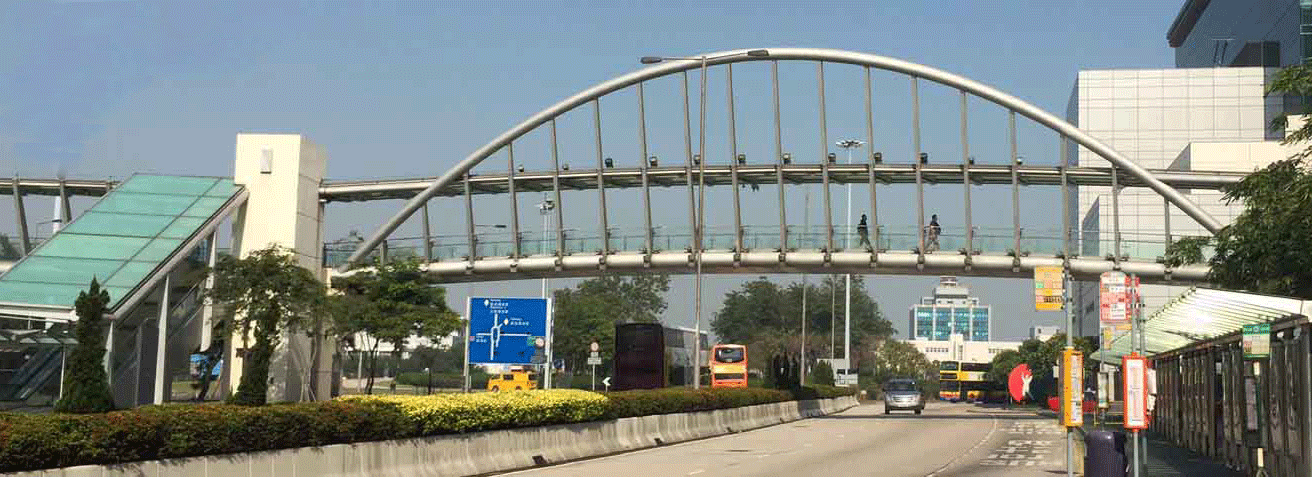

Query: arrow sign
<box><xmin>602</xmin><ymin>377</ymin><xmax>611</xmax><ymax>388</ymax></box>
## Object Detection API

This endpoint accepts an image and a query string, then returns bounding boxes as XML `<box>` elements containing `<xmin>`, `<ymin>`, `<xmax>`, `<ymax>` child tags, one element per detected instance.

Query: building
<box><xmin>1066</xmin><ymin>0</ymin><xmax>1306</xmax><ymax>336</ymax></box>
<box><xmin>1169</xmin><ymin>0</ymin><xmax>1312</xmax><ymax>68</ymax></box>
<box><xmin>1030</xmin><ymin>326</ymin><xmax>1061</xmax><ymax>342</ymax></box>
<box><xmin>908</xmin><ymin>276</ymin><xmax>992</xmax><ymax>342</ymax></box>
<box><xmin>905</xmin><ymin>333</ymin><xmax>1023</xmax><ymax>364</ymax></box>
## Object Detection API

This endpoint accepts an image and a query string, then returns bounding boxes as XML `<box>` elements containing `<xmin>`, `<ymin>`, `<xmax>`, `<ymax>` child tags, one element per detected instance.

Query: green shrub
<box><xmin>54</xmin><ymin>279</ymin><xmax>115</xmax><ymax>413</ymax></box>
<box><xmin>811</xmin><ymin>361</ymin><xmax>835</xmax><ymax>386</ymax></box>
<box><xmin>0</xmin><ymin>387</ymin><xmax>855</xmax><ymax>472</ymax></box>
<box><xmin>604</xmin><ymin>388</ymin><xmax>793</xmax><ymax>419</ymax></box>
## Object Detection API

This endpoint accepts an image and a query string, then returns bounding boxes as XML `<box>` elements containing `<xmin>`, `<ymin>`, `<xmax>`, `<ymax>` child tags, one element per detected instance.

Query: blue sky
<box><xmin>0</xmin><ymin>0</ymin><xmax>1185</xmax><ymax>341</ymax></box>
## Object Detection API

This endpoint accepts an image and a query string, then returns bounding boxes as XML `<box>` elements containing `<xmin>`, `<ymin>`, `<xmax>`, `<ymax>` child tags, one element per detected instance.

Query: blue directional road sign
<box><xmin>467</xmin><ymin>297</ymin><xmax>548</xmax><ymax>365</ymax></box>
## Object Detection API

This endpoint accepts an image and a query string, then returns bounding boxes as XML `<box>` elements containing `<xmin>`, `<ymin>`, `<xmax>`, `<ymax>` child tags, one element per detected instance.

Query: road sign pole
<box><xmin>591</xmin><ymin>364</ymin><xmax>596</xmax><ymax>391</ymax></box>
<box><xmin>1064</xmin><ymin>267</ymin><xmax>1074</xmax><ymax>477</ymax></box>
<box><xmin>463</xmin><ymin>298</ymin><xmax>472</xmax><ymax>393</ymax></box>
<box><xmin>545</xmin><ymin>298</ymin><xmax>554</xmax><ymax>390</ymax></box>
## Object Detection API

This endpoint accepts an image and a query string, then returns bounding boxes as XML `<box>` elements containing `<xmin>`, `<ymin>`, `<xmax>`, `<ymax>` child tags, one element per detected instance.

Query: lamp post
<box><xmin>537</xmin><ymin>195</ymin><xmax>554</xmax><ymax>298</ymax></box>
<box><xmin>835</xmin><ymin>139</ymin><xmax>864</xmax><ymax>368</ymax></box>
<box><xmin>641</xmin><ymin>49</ymin><xmax>768</xmax><ymax>389</ymax></box>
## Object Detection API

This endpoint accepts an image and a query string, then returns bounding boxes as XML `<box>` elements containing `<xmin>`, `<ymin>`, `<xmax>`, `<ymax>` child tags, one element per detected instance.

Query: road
<box><xmin>505</xmin><ymin>401</ymin><xmax>1073</xmax><ymax>477</ymax></box>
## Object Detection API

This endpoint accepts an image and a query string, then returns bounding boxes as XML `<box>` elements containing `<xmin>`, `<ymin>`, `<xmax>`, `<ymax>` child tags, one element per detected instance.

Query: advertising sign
<box><xmin>1243</xmin><ymin>323</ymin><xmax>1271</xmax><ymax>358</ymax></box>
<box><xmin>1034</xmin><ymin>266</ymin><xmax>1064</xmax><ymax>311</ymax></box>
<box><xmin>467</xmin><ymin>297</ymin><xmax>548</xmax><ymax>365</ymax></box>
<box><xmin>1099</xmin><ymin>271</ymin><xmax>1129</xmax><ymax>324</ymax></box>
<box><xmin>1061</xmin><ymin>349</ymin><xmax>1084</xmax><ymax>427</ymax></box>
<box><xmin>1123</xmin><ymin>355</ymin><xmax>1148</xmax><ymax>430</ymax></box>
<box><xmin>1008</xmin><ymin>364</ymin><xmax>1032</xmax><ymax>403</ymax></box>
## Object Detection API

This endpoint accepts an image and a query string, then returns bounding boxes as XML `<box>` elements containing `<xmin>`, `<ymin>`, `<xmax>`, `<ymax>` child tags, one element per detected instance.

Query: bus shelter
<box><xmin>1098</xmin><ymin>287</ymin><xmax>1312</xmax><ymax>476</ymax></box>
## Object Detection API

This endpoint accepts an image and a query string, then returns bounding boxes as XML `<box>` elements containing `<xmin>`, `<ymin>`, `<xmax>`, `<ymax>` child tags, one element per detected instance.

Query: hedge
<box><xmin>0</xmin><ymin>386</ymin><xmax>854</xmax><ymax>473</ymax></box>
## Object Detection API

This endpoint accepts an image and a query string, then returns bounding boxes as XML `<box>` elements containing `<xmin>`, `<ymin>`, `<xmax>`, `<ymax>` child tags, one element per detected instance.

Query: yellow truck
<box><xmin>487</xmin><ymin>368</ymin><xmax>538</xmax><ymax>391</ymax></box>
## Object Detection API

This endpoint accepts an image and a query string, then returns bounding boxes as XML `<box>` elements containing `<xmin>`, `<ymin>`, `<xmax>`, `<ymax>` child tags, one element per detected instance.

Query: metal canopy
<box><xmin>1099</xmin><ymin>287</ymin><xmax>1311</xmax><ymax>361</ymax></box>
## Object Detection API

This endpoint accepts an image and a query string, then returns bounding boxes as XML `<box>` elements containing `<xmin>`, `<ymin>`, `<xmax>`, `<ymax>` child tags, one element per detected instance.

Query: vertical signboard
<box><xmin>1123</xmin><ymin>355</ymin><xmax>1148</xmax><ymax>429</ymax></box>
<box><xmin>1242</xmin><ymin>323</ymin><xmax>1271</xmax><ymax>358</ymax></box>
<box><xmin>467</xmin><ymin>297</ymin><xmax>548</xmax><ymax>365</ymax></box>
<box><xmin>1099</xmin><ymin>271</ymin><xmax>1129</xmax><ymax>324</ymax></box>
<box><xmin>1034</xmin><ymin>266</ymin><xmax>1064</xmax><ymax>311</ymax></box>
<box><xmin>1061</xmin><ymin>349</ymin><xmax>1084</xmax><ymax>427</ymax></box>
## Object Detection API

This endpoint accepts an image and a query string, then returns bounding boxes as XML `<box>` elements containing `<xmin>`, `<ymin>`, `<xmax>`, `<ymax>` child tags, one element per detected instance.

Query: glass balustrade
<box><xmin>323</xmin><ymin>225</ymin><xmax>1210</xmax><ymax>268</ymax></box>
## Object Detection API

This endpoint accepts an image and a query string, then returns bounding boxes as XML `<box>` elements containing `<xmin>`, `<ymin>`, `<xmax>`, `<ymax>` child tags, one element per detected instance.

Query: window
<box><xmin>713</xmin><ymin>347</ymin><xmax>745</xmax><ymax>363</ymax></box>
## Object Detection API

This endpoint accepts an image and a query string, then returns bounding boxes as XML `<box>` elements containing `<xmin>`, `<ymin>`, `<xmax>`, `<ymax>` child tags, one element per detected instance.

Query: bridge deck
<box><xmin>316</xmin><ymin>164</ymin><xmax>1245</xmax><ymax>202</ymax></box>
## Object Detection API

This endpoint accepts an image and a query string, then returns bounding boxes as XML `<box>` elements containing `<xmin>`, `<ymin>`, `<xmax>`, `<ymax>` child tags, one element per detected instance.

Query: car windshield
<box><xmin>885</xmin><ymin>381</ymin><xmax>917</xmax><ymax>392</ymax></box>
<box><xmin>714</xmin><ymin>347</ymin><xmax>745</xmax><ymax>363</ymax></box>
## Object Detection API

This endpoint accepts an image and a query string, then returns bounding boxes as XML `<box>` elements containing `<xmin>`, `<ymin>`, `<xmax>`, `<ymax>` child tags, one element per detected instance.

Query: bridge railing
<box><xmin>323</xmin><ymin>225</ymin><xmax>1208</xmax><ymax>269</ymax></box>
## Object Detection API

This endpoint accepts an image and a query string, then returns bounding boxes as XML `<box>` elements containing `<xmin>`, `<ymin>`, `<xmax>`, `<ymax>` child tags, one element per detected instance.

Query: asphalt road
<box><xmin>504</xmin><ymin>401</ymin><xmax>1076</xmax><ymax>477</ymax></box>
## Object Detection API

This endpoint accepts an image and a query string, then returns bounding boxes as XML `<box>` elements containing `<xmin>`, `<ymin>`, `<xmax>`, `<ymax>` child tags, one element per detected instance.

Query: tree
<box><xmin>330</xmin><ymin>259</ymin><xmax>461</xmax><ymax>394</ymax></box>
<box><xmin>551</xmin><ymin>274</ymin><xmax>670</xmax><ymax>373</ymax></box>
<box><xmin>0</xmin><ymin>235</ymin><xmax>20</xmax><ymax>261</ymax></box>
<box><xmin>869</xmin><ymin>340</ymin><xmax>937</xmax><ymax>394</ymax></box>
<box><xmin>1013</xmin><ymin>334</ymin><xmax>1097</xmax><ymax>400</ymax></box>
<box><xmin>812</xmin><ymin>359</ymin><xmax>835</xmax><ymax>386</ymax></box>
<box><xmin>54</xmin><ymin>279</ymin><xmax>115</xmax><ymax>413</ymax></box>
<box><xmin>208</xmin><ymin>246</ymin><xmax>325</xmax><ymax>405</ymax></box>
<box><xmin>1165</xmin><ymin>64</ymin><xmax>1312</xmax><ymax>299</ymax></box>
<box><xmin>711</xmin><ymin>276</ymin><xmax>894</xmax><ymax>377</ymax></box>
<box><xmin>986</xmin><ymin>349</ymin><xmax>1024</xmax><ymax>386</ymax></box>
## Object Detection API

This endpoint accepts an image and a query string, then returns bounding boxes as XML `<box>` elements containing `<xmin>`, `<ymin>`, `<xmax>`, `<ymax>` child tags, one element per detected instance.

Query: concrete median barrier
<box><xmin>8</xmin><ymin>396</ymin><xmax>857</xmax><ymax>477</ymax></box>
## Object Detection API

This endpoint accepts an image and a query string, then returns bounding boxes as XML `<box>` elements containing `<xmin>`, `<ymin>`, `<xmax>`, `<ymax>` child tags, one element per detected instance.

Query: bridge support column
<box><xmin>229</xmin><ymin>133</ymin><xmax>330</xmax><ymax>402</ymax></box>
<box><xmin>11</xmin><ymin>177</ymin><xmax>30</xmax><ymax>255</ymax></box>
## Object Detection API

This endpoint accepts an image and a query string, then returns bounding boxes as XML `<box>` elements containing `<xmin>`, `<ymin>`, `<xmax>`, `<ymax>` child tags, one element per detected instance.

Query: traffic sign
<box><xmin>1243</xmin><ymin>323</ymin><xmax>1271</xmax><ymax>358</ymax></box>
<box><xmin>1123</xmin><ymin>355</ymin><xmax>1148</xmax><ymax>430</ymax></box>
<box><xmin>467</xmin><ymin>297</ymin><xmax>548</xmax><ymax>365</ymax></box>
<box><xmin>602</xmin><ymin>376</ymin><xmax>611</xmax><ymax>388</ymax></box>
<box><xmin>590</xmin><ymin>342</ymin><xmax>599</xmax><ymax>352</ymax></box>
<box><xmin>1034</xmin><ymin>266</ymin><xmax>1064</xmax><ymax>311</ymax></box>
<box><xmin>553</xmin><ymin>358</ymin><xmax>565</xmax><ymax>370</ymax></box>
<box><xmin>1099</xmin><ymin>271</ymin><xmax>1129</xmax><ymax>324</ymax></box>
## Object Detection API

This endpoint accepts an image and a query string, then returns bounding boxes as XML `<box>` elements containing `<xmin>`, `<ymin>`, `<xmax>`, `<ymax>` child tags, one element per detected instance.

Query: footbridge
<box><xmin>328</xmin><ymin>48</ymin><xmax>1235</xmax><ymax>284</ymax></box>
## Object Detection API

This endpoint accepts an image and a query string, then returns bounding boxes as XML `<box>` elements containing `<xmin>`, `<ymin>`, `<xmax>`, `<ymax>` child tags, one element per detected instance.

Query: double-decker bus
<box><xmin>938</xmin><ymin>361</ymin><xmax>997</xmax><ymax>402</ymax></box>
<box><xmin>709</xmin><ymin>344</ymin><xmax>748</xmax><ymax>388</ymax></box>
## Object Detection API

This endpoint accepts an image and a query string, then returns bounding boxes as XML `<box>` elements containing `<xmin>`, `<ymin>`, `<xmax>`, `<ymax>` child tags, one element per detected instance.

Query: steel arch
<box><xmin>342</xmin><ymin>47</ymin><xmax>1223</xmax><ymax>269</ymax></box>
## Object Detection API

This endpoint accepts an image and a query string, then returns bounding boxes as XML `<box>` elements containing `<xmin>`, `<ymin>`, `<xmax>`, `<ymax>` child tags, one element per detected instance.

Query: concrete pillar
<box><xmin>228</xmin><ymin>134</ymin><xmax>328</xmax><ymax>402</ymax></box>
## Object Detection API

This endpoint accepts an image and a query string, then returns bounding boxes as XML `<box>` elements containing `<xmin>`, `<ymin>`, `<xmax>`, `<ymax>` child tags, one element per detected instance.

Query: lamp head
<box><xmin>640</xmin><ymin>56</ymin><xmax>663</xmax><ymax>64</ymax></box>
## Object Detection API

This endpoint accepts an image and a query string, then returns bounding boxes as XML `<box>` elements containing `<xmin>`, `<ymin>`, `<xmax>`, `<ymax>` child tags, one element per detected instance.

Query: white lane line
<box><xmin>688</xmin><ymin>470</ymin><xmax>705</xmax><ymax>475</ymax></box>
<box><xmin>924</xmin><ymin>410</ymin><xmax>999</xmax><ymax>477</ymax></box>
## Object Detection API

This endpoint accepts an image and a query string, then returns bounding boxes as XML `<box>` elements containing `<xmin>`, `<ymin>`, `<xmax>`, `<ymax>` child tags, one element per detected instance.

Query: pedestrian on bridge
<box><xmin>857</xmin><ymin>214</ymin><xmax>872</xmax><ymax>251</ymax></box>
<box><xmin>926</xmin><ymin>214</ymin><xmax>941</xmax><ymax>252</ymax></box>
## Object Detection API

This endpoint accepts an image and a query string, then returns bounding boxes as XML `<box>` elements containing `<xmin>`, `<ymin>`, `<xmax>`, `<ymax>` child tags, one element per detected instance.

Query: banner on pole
<box><xmin>1034</xmin><ymin>266</ymin><xmax>1064</xmax><ymax>311</ymax></box>
<box><xmin>1061</xmin><ymin>349</ymin><xmax>1084</xmax><ymax>427</ymax></box>
<box><xmin>1099</xmin><ymin>271</ymin><xmax>1129</xmax><ymax>324</ymax></box>
<box><xmin>1123</xmin><ymin>355</ymin><xmax>1148</xmax><ymax>430</ymax></box>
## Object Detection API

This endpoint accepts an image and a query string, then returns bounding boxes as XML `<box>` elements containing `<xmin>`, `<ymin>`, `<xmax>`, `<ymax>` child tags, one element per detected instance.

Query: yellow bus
<box><xmin>709</xmin><ymin>344</ymin><xmax>748</xmax><ymax>388</ymax></box>
<box><xmin>938</xmin><ymin>361</ymin><xmax>993</xmax><ymax>402</ymax></box>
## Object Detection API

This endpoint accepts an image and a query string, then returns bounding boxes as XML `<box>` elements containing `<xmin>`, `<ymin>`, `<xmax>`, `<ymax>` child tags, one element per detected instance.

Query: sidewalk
<box><xmin>1078</xmin><ymin>417</ymin><xmax>1241</xmax><ymax>477</ymax></box>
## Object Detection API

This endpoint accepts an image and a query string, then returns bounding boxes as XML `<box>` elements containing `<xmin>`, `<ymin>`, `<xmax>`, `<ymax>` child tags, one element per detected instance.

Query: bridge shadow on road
<box><xmin>819</xmin><ymin>412</ymin><xmax>1049</xmax><ymax>421</ymax></box>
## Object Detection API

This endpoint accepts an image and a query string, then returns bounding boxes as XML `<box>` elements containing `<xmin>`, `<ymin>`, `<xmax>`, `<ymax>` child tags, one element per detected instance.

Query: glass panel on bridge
<box><xmin>0</xmin><ymin>174</ymin><xmax>242</xmax><ymax>311</ymax></box>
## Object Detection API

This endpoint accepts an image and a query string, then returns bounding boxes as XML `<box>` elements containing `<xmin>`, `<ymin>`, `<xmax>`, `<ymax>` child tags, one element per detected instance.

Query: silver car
<box><xmin>882</xmin><ymin>379</ymin><xmax>924</xmax><ymax>414</ymax></box>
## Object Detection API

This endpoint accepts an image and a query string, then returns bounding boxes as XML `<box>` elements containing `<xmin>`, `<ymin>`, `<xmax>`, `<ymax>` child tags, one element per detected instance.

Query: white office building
<box><xmin>1065</xmin><ymin>0</ymin><xmax>1310</xmax><ymax>335</ymax></box>
<box><xmin>1030</xmin><ymin>326</ymin><xmax>1061</xmax><ymax>342</ymax></box>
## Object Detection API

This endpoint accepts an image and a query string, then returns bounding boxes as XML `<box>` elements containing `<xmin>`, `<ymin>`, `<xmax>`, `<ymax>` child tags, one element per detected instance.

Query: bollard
<box><xmin>1084</xmin><ymin>430</ymin><xmax>1128</xmax><ymax>477</ymax></box>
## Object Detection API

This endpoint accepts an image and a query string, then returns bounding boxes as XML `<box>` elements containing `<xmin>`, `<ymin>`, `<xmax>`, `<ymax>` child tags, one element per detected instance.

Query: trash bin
<box><xmin>1084</xmin><ymin>430</ymin><xmax>1127</xmax><ymax>477</ymax></box>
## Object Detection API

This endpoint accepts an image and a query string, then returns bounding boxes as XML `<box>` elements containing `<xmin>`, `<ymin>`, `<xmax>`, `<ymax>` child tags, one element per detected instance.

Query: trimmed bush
<box><xmin>0</xmin><ymin>387</ymin><xmax>854</xmax><ymax>473</ymax></box>
<box><xmin>0</xmin><ymin>400</ymin><xmax>410</xmax><ymax>472</ymax></box>
<box><xmin>341</xmin><ymin>390</ymin><xmax>608</xmax><ymax>434</ymax></box>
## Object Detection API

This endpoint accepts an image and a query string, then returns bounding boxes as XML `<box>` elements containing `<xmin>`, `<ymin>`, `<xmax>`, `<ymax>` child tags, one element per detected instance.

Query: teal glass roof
<box><xmin>0</xmin><ymin>174</ymin><xmax>240</xmax><ymax>310</ymax></box>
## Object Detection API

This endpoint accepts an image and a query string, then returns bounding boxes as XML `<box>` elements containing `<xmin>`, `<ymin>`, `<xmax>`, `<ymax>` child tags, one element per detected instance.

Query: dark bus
<box><xmin>613</xmin><ymin>323</ymin><xmax>666</xmax><ymax>390</ymax></box>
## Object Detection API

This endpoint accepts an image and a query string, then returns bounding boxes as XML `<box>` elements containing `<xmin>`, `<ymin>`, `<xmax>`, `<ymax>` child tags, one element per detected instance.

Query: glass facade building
<box><xmin>1169</xmin><ymin>0</ymin><xmax>1312</xmax><ymax>68</ymax></box>
<box><xmin>907</xmin><ymin>277</ymin><xmax>991</xmax><ymax>342</ymax></box>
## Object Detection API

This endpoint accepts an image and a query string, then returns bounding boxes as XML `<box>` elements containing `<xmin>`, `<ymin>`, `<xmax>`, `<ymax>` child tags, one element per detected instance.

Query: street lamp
<box><xmin>537</xmin><ymin>196</ymin><xmax>555</xmax><ymax>298</ymax></box>
<box><xmin>835</xmin><ymin>139</ymin><xmax>865</xmax><ymax>367</ymax></box>
<box><xmin>641</xmin><ymin>49</ymin><xmax>769</xmax><ymax>389</ymax></box>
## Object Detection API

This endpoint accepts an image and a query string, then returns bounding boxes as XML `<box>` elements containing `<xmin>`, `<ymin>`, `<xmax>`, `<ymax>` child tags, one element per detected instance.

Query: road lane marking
<box><xmin>924</xmin><ymin>411</ymin><xmax>999</xmax><ymax>477</ymax></box>
<box><xmin>688</xmin><ymin>470</ymin><xmax>705</xmax><ymax>475</ymax></box>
